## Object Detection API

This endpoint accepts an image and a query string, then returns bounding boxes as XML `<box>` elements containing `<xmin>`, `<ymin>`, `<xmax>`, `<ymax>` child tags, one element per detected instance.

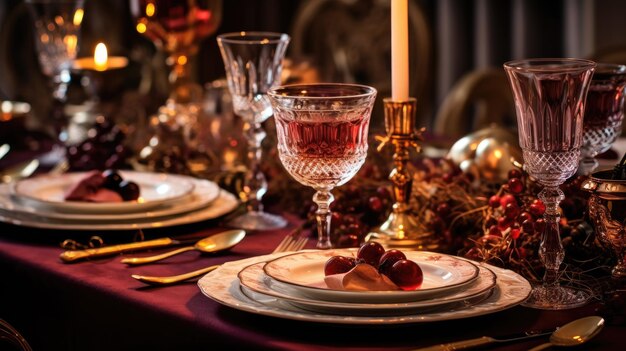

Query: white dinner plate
<box><xmin>238</xmin><ymin>262</ymin><xmax>496</xmax><ymax>316</ymax></box>
<box><xmin>263</xmin><ymin>249</ymin><xmax>479</xmax><ymax>303</ymax></box>
<box><xmin>13</xmin><ymin>171</ymin><xmax>194</xmax><ymax>213</ymax></box>
<box><xmin>2</xmin><ymin>178</ymin><xmax>219</xmax><ymax>221</ymax></box>
<box><xmin>198</xmin><ymin>251</ymin><xmax>532</xmax><ymax>324</ymax></box>
<box><xmin>240</xmin><ymin>285</ymin><xmax>493</xmax><ymax>317</ymax></box>
<box><xmin>0</xmin><ymin>190</ymin><xmax>239</xmax><ymax>230</ymax></box>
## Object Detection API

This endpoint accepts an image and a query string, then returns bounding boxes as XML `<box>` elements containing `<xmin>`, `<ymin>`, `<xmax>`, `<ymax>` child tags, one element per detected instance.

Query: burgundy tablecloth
<box><xmin>0</xmin><ymin>214</ymin><xmax>622</xmax><ymax>351</ymax></box>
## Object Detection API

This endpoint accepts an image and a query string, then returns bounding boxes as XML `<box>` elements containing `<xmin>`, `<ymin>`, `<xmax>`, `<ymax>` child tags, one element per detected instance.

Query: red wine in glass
<box><xmin>275</xmin><ymin>116</ymin><xmax>370</xmax><ymax>190</ymax></box>
<box><xmin>132</xmin><ymin>0</ymin><xmax>222</xmax><ymax>56</ymax></box>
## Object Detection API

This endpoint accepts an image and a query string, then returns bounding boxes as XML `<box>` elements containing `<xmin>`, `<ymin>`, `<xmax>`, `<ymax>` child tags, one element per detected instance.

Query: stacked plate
<box><xmin>199</xmin><ymin>249</ymin><xmax>532</xmax><ymax>324</ymax></box>
<box><xmin>0</xmin><ymin>171</ymin><xmax>238</xmax><ymax>230</ymax></box>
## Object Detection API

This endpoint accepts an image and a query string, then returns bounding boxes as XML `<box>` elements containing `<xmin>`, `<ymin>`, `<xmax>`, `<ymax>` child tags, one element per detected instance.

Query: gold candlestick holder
<box><xmin>367</xmin><ymin>98</ymin><xmax>440</xmax><ymax>249</ymax></box>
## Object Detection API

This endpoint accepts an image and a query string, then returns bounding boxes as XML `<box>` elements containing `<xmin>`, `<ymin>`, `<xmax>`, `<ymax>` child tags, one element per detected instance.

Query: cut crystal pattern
<box><xmin>523</xmin><ymin>150</ymin><xmax>580</xmax><ymax>186</ymax></box>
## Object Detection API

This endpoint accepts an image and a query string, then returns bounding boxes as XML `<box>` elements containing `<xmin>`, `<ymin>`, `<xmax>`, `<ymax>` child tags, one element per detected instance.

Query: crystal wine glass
<box><xmin>217</xmin><ymin>32</ymin><xmax>290</xmax><ymax>230</ymax></box>
<box><xmin>26</xmin><ymin>0</ymin><xmax>84</xmax><ymax>142</ymax></box>
<box><xmin>131</xmin><ymin>0</ymin><xmax>221</xmax><ymax>104</ymax></box>
<box><xmin>504</xmin><ymin>58</ymin><xmax>595</xmax><ymax>309</ymax></box>
<box><xmin>268</xmin><ymin>84</ymin><xmax>377</xmax><ymax>248</ymax></box>
<box><xmin>579</xmin><ymin>63</ymin><xmax>626</xmax><ymax>175</ymax></box>
<box><xmin>130</xmin><ymin>0</ymin><xmax>222</xmax><ymax>172</ymax></box>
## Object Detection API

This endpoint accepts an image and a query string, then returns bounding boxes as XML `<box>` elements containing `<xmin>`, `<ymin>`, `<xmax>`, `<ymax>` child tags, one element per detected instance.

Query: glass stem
<box><xmin>242</xmin><ymin>121</ymin><xmax>267</xmax><ymax>213</ymax></box>
<box><xmin>168</xmin><ymin>53</ymin><xmax>202</xmax><ymax>104</ymax></box>
<box><xmin>50</xmin><ymin>71</ymin><xmax>70</xmax><ymax>144</ymax></box>
<box><xmin>538</xmin><ymin>186</ymin><xmax>565</xmax><ymax>288</ymax></box>
<box><xmin>313</xmin><ymin>190</ymin><xmax>334</xmax><ymax>249</ymax></box>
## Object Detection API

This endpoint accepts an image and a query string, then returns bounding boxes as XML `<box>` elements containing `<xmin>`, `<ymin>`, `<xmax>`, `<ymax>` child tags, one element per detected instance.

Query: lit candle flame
<box><xmin>94</xmin><ymin>43</ymin><xmax>108</xmax><ymax>71</ymax></box>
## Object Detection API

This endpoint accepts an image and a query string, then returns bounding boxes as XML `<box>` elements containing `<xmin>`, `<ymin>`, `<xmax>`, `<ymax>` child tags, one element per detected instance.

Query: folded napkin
<box><xmin>324</xmin><ymin>264</ymin><xmax>401</xmax><ymax>291</ymax></box>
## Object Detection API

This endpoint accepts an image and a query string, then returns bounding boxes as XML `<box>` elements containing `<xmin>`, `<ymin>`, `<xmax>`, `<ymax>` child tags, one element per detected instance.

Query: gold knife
<box><xmin>59</xmin><ymin>237</ymin><xmax>197</xmax><ymax>263</ymax></box>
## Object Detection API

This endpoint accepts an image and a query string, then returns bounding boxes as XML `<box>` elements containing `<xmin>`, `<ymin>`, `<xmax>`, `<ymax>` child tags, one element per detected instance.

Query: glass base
<box><xmin>226</xmin><ymin>211</ymin><xmax>287</xmax><ymax>231</ymax></box>
<box><xmin>522</xmin><ymin>285</ymin><xmax>591</xmax><ymax>310</ymax></box>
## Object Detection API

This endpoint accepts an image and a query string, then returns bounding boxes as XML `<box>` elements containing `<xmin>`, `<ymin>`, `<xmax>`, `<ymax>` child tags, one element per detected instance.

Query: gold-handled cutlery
<box><xmin>60</xmin><ymin>236</ymin><xmax>202</xmax><ymax>263</ymax></box>
<box><xmin>120</xmin><ymin>230</ymin><xmax>245</xmax><ymax>265</ymax></box>
<box><xmin>414</xmin><ymin>316</ymin><xmax>604</xmax><ymax>351</ymax></box>
<box><xmin>131</xmin><ymin>233</ymin><xmax>308</xmax><ymax>286</ymax></box>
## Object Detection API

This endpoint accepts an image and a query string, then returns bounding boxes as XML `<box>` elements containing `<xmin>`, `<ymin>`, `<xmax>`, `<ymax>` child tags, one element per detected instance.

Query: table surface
<box><xmin>0</xmin><ymin>140</ymin><xmax>625</xmax><ymax>350</ymax></box>
<box><xmin>0</xmin><ymin>216</ymin><xmax>622</xmax><ymax>351</ymax></box>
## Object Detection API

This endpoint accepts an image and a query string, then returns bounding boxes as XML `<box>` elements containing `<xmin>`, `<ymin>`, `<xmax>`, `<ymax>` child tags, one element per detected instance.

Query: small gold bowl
<box><xmin>582</xmin><ymin>170</ymin><xmax>626</xmax><ymax>278</ymax></box>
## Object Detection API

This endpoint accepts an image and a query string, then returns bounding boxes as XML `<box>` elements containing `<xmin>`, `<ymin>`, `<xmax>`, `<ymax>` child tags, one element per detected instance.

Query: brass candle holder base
<box><xmin>368</xmin><ymin>98</ymin><xmax>440</xmax><ymax>250</ymax></box>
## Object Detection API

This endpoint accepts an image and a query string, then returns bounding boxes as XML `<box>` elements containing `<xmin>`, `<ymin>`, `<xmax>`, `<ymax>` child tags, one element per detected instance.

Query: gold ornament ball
<box><xmin>447</xmin><ymin>126</ymin><xmax>522</xmax><ymax>182</ymax></box>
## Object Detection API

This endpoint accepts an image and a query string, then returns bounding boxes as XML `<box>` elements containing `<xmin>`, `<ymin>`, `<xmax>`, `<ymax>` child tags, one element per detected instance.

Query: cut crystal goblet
<box><xmin>504</xmin><ymin>58</ymin><xmax>595</xmax><ymax>309</ymax></box>
<box><xmin>268</xmin><ymin>83</ymin><xmax>377</xmax><ymax>248</ymax></box>
<box><xmin>579</xmin><ymin>64</ymin><xmax>626</xmax><ymax>175</ymax></box>
<box><xmin>218</xmin><ymin>32</ymin><xmax>290</xmax><ymax>230</ymax></box>
<box><xmin>26</xmin><ymin>0</ymin><xmax>84</xmax><ymax>142</ymax></box>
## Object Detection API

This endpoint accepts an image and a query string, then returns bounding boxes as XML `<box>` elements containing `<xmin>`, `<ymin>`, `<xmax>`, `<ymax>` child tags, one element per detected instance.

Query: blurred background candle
<box><xmin>391</xmin><ymin>0</ymin><xmax>409</xmax><ymax>101</ymax></box>
<box><xmin>73</xmin><ymin>42</ymin><xmax>128</xmax><ymax>71</ymax></box>
<box><xmin>72</xmin><ymin>42</ymin><xmax>129</xmax><ymax>102</ymax></box>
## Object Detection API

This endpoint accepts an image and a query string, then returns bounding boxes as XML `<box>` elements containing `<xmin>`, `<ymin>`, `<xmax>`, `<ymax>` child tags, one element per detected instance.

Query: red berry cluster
<box><xmin>324</xmin><ymin>242</ymin><xmax>424</xmax><ymax>291</ymax></box>
<box><xmin>465</xmin><ymin>168</ymin><xmax>546</xmax><ymax>263</ymax></box>
<box><xmin>303</xmin><ymin>184</ymin><xmax>393</xmax><ymax>248</ymax></box>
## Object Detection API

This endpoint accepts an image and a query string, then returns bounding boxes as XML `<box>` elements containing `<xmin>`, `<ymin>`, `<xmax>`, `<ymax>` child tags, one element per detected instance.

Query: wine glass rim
<box><xmin>217</xmin><ymin>31</ymin><xmax>290</xmax><ymax>44</ymax></box>
<box><xmin>592</xmin><ymin>63</ymin><xmax>626</xmax><ymax>79</ymax></box>
<box><xmin>503</xmin><ymin>58</ymin><xmax>596</xmax><ymax>72</ymax></box>
<box><xmin>268</xmin><ymin>83</ymin><xmax>377</xmax><ymax>99</ymax></box>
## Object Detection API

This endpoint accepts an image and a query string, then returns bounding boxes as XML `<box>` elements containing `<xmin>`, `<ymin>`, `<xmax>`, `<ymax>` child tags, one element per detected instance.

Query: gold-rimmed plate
<box><xmin>262</xmin><ymin>249</ymin><xmax>479</xmax><ymax>303</ymax></box>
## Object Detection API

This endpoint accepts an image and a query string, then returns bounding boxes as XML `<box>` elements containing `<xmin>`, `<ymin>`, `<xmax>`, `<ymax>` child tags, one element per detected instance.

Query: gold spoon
<box><xmin>121</xmin><ymin>229</ymin><xmax>245</xmax><ymax>265</ymax></box>
<box><xmin>528</xmin><ymin>316</ymin><xmax>605</xmax><ymax>351</ymax></box>
<box><xmin>414</xmin><ymin>316</ymin><xmax>604</xmax><ymax>351</ymax></box>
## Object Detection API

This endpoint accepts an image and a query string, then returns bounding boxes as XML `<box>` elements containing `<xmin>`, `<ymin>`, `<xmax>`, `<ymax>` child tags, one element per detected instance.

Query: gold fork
<box><xmin>131</xmin><ymin>232</ymin><xmax>309</xmax><ymax>286</ymax></box>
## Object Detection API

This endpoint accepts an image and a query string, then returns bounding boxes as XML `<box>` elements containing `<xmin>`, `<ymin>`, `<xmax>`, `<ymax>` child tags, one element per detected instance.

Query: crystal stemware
<box><xmin>217</xmin><ymin>32</ymin><xmax>290</xmax><ymax>230</ymax></box>
<box><xmin>504</xmin><ymin>58</ymin><xmax>595</xmax><ymax>309</ymax></box>
<box><xmin>26</xmin><ymin>0</ymin><xmax>84</xmax><ymax>142</ymax></box>
<box><xmin>131</xmin><ymin>0</ymin><xmax>222</xmax><ymax>173</ymax></box>
<box><xmin>268</xmin><ymin>83</ymin><xmax>377</xmax><ymax>248</ymax></box>
<box><xmin>579</xmin><ymin>64</ymin><xmax>626</xmax><ymax>175</ymax></box>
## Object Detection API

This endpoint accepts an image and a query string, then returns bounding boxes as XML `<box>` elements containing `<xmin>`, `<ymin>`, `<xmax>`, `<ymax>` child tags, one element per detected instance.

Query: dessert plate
<box><xmin>263</xmin><ymin>249</ymin><xmax>479</xmax><ymax>303</ymax></box>
<box><xmin>13</xmin><ymin>171</ymin><xmax>194</xmax><ymax>213</ymax></box>
<box><xmin>2</xmin><ymin>178</ymin><xmax>219</xmax><ymax>221</ymax></box>
<box><xmin>198</xmin><ymin>251</ymin><xmax>532</xmax><ymax>324</ymax></box>
<box><xmin>238</xmin><ymin>262</ymin><xmax>496</xmax><ymax>316</ymax></box>
<box><xmin>0</xmin><ymin>190</ymin><xmax>238</xmax><ymax>230</ymax></box>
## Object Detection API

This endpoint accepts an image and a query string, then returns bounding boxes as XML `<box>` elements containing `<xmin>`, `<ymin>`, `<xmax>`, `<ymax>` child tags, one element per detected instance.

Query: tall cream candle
<box><xmin>391</xmin><ymin>0</ymin><xmax>409</xmax><ymax>101</ymax></box>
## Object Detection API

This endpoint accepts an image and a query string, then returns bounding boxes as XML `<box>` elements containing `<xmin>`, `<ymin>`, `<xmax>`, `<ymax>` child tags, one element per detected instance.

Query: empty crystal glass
<box><xmin>26</xmin><ymin>0</ymin><xmax>84</xmax><ymax>142</ymax></box>
<box><xmin>504</xmin><ymin>58</ymin><xmax>595</xmax><ymax>310</ymax></box>
<box><xmin>217</xmin><ymin>32</ymin><xmax>290</xmax><ymax>230</ymax></box>
<box><xmin>269</xmin><ymin>84</ymin><xmax>376</xmax><ymax>248</ymax></box>
<box><xmin>579</xmin><ymin>64</ymin><xmax>626</xmax><ymax>175</ymax></box>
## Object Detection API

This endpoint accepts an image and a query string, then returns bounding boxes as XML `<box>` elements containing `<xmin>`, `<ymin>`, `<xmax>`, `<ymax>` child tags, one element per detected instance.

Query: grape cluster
<box><xmin>66</xmin><ymin>116</ymin><xmax>131</xmax><ymax>171</ymax></box>
<box><xmin>101</xmin><ymin>170</ymin><xmax>140</xmax><ymax>201</ymax></box>
<box><xmin>324</xmin><ymin>242</ymin><xmax>423</xmax><ymax>290</ymax></box>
